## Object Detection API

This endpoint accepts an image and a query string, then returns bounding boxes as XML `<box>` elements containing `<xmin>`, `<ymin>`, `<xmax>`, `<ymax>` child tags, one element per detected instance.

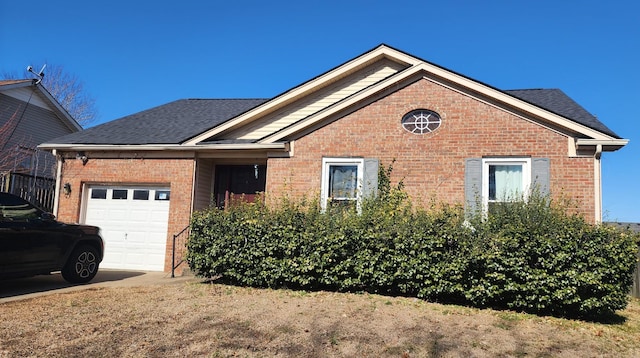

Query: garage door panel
<box><xmin>101</xmin><ymin>242</ymin><xmax>127</xmax><ymax>268</ymax></box>
<box><xmin>85</xmin><ymin>186</ymin><xmax>170</xmax><ymax>271</ymax></box>
<box><xmin>129</xmin><ymin>214</ymin><xmax>149</xmax><ymax>221</ymax></box>
<box><xmin>107</xmin><ymin>209</ymin><xmax>129</xmax><ymax>221</ymax></box>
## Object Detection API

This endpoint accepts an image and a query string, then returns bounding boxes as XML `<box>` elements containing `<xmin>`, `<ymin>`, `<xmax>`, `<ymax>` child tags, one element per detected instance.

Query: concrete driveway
<box><xmin>0</xmin><ymin>269</ymin><xmax>197</xmax><ymax>303</ymax></box>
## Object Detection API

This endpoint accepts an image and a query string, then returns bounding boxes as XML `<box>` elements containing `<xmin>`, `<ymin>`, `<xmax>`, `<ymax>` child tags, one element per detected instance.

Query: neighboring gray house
<box><xmin>0</xmin><ymin>79</ymin><xmax>81</xmax><ymax>178</ymax></box>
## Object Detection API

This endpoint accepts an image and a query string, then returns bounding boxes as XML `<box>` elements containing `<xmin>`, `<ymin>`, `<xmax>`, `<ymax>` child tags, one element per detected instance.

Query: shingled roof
<box><xmin>504</xmin><ymin>89</ymin><xmax>619</xmax><ymax>138</ymax></box>
<box><xmin>46</xmin><ymin>98</ymin><xmax>268</xmax><ymax>145</ymax></box>
<box><xmin>43</xmin><ymin>88</ymin><xmax>618</xmax><ymax>146</ymax></box>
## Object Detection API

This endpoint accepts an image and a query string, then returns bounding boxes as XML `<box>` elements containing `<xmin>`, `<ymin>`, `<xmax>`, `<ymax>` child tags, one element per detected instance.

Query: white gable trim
<box><xmin>185</xmin><ymin>45</ymin><xmax>624</xmax><ymax>149</ymax></box>
<box><xmin>184</xmin><ymin>45</ymin><xmax>419</xmax><ymax>145</ymax></box>
<box><xmin>228</xmin><ymin>59</ymin><xmax>406</xmax><ymax>141</ymax></box>
<box><xmin>259</xmin><ymin>66</ymin><xmax>423</xmax><ymax>143</ymax></box>
<box><xmin>259</xmin><ymin>61</ymin><xmax>621</xmax><ymax>145</ymax></box>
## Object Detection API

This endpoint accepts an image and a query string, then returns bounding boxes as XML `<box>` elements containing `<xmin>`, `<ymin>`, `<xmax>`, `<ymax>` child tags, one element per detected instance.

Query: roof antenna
<box><xmin>26</xmin><ymin>64</ymin><xmax>46</xmax><ymax>84</ymax></box>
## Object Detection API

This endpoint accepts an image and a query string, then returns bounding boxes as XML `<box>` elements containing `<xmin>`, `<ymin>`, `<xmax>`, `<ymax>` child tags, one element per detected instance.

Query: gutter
<box><xmin>575</xmin><ymin>138</ymin><xmax>629</xmax><ymax>152</ymax></box>
<box><xmin>38</xmin><ymin>143</ymin><xmax>289</xmax><ymax>152</ymax></box>
<box><xmin>594</xmin><ymin>144</ymin><xmax>603</xmax><ymax>224</ymax></box>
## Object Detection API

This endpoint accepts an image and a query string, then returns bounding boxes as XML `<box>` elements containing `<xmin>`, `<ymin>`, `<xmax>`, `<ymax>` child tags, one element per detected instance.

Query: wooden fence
<box><xmin>0</xmin><ymin>171</ymin><xmax>55</xmax><ymax>213</ymax></box>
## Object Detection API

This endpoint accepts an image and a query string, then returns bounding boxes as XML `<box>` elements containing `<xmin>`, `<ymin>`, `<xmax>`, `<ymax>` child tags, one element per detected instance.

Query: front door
<box><xmin>214</xmin><ymin>165</ymin><xmax>266</xmax><ymax>208</ymax></box>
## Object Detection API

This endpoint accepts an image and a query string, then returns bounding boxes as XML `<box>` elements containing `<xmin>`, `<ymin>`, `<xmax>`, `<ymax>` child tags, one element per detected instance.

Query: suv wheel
<box><xmin>61</xmin><ymin>245</ymin><xmax>100</xmax><ymax>284</ymax></box>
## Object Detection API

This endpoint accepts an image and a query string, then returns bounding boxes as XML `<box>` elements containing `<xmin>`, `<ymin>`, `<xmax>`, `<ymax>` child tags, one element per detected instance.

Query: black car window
<box><xmin>0</xmin><ymin>193</ymin><xmax>40</xmax><ymax>221</ymax></box>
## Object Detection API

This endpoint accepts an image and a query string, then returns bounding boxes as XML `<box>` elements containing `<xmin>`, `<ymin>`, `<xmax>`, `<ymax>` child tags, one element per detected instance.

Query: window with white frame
<box><xmin>321</xmin><ymin>158</ymin><xmax>364</xmax><ymax>211</ymax></box>
<box><xmin>482</xmin><ymin>158</ymin><xmax>531</xmax><ymax>213</ymax></box>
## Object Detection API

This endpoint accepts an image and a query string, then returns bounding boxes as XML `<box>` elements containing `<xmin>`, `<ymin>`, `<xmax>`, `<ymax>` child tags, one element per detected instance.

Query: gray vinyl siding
<box><xmin>0</xmin><ymin>93</ymin><xmax>74</xmax><ymax>145</ymax></box>
<box><xmin>2</xmin><ymin>87</ymin><xmax>49</xmax><ymax>108</ymax></box>
<box><xmin>0</xmin><ymin>93</ymin><xmax>76</xmax><ymax>177</ymax></box>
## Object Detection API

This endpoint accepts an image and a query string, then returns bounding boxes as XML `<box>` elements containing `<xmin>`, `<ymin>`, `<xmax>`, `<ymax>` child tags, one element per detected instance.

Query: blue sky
<box><xmin>1</xmin><ymin>1</ymin><xmax>638</xmax><ymax>221</ymax></box>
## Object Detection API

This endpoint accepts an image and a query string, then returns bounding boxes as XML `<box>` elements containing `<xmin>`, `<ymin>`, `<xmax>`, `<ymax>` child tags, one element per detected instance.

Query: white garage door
<box><xmin>84</xmin><ymin>186</ymin><xmax>171</xmax><ymax>271</ymax></box>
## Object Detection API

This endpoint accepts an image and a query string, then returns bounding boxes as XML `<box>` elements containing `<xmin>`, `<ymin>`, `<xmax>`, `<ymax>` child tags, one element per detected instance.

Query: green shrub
<box><xmin>464</xmin><ymin>195</ymin><xmax>638</xmax><ymax>317</ymax></box>
<box><xmin>186</xmin><ymin>164</ymin><xmax>638</xmax><ymax>319</ymax></box>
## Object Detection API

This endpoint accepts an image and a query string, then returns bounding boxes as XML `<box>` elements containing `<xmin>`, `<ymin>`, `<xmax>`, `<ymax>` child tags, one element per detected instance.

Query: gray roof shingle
<box><xmin>504</xmin><ymin>89</ymin><xmax>619</xmax><ymax>138</ymax></box>
<box><xmin>43</xmin><ymin>90</ymin><xmax>619</xmax><ymax>146</ymax></box>
<box><xmin>46</xmin><ymin>98</ymin><xmax>267</xmax><ymax>145</ymax></box>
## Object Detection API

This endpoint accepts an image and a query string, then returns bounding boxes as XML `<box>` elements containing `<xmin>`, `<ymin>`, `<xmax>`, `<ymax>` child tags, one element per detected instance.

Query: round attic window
<box><xmin>401</xmin><ymin>109</ymin><xmax>442</xmax><ymax>134</ymax></box>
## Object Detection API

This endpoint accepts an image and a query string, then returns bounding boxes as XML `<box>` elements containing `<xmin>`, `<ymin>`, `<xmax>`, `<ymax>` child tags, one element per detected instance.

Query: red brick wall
<box><xmin>57</xmin><ymin>157</ymin><xmax>195</xmax><ymax>272</ymax></box>
<box><xmin>266</xmin><ymin>78</ymin><xmax>596</xmax><ymax>220</ymax></box>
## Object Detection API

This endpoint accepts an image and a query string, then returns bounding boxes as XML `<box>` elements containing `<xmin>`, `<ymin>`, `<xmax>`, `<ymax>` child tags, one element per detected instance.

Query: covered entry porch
<box><xmin>193</xmin><ymin>158</ymin><xmax>269</xmax><ymax>211</ymax></box>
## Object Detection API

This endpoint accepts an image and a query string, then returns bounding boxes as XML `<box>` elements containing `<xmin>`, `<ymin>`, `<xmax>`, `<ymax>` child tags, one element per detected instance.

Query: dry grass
<box><xmin>1</xmin><ymin>281</ymin><xmax>639</xmax><ymax>357</ymax></box>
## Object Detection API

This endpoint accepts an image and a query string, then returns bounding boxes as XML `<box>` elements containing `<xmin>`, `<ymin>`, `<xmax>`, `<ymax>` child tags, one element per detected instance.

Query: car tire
<box><xmin>61</xmin><ymin>245</ymin><xmax>100</xmax><ymax>284</ymax></box>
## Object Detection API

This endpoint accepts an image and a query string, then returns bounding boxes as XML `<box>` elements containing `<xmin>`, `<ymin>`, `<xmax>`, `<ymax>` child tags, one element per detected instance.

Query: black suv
<box><xmin>0</xmin><ymin>192</ymin><xmax>104</xmax><ymax>283</ymax></box>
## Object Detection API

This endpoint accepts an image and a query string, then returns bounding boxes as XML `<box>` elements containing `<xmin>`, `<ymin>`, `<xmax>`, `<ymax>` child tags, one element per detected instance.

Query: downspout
<box><xmin>190</xmin><ymin>151</ymin><xmax>199</xmax><ymax>215</ymax></box>
<box><xmin>594</xmin><ymin>144</ymin><xmax>603</xmax><ymax>224</ymax></box>
<box><xmin>52</xmin><ymin>149</ymin><xmax>62</xmax><ymax>216</ymax></box>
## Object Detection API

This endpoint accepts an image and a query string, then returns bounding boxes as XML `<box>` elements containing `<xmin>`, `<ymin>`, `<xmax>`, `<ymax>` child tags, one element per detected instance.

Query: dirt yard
<box><xmin>0</xmin><ymin>281</ymin><xmax>639</xmax><ymax>357</ymax></box>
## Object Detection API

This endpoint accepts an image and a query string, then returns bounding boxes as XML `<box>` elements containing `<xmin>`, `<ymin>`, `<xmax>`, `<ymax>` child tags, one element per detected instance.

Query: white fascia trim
<box><xmin>34</xmin><ymin>84</ymin><xmax>83</xmax><ymax>131</ymax></box>
<box><xmin>263</xmin><ymin>61</ymin><xmax>621</xmax><ymax>144</ymax></box>
<box><xmin>575</xmin><ymin>138</ymin><xmax>629</xmax><ymax>151</ymax></box>
<box><xmin>413</xmin><ymin>63</ymin><xmax>620</xmax><ymax>141</ymax></box>
<box><xmin>261</xmin><ymin>66</ymin><xmax>422</xmax><ymax>143</ymax></box>
<box><xmin>184</xmin><ymin>46</ymin><xmax>420</xmax><ymax>146</ymax></box>
<box><xmin>37</xmin><ymin>143</ymin><xmax>288</xmax><ymax>152</ymax></box>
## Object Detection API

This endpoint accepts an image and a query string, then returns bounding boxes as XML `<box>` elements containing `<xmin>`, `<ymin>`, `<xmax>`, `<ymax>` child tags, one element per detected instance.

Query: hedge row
<box><xmin>186</xmin><ymin>181</ymin><xmax>637</xmax><ymax>318</ymax></box>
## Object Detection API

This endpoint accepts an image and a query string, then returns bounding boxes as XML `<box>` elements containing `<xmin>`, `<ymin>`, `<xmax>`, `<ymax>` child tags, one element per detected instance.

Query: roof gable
<box><xmin>184</xmin><ymin>45</ymin><xmax>419</xmax><ymax>145</ymax></box>
<box><xmin>187</xmin><ymin>44</ymin><xmax>623</xmax><ymax>147</ymax></box>
<box><xmin>0</xmin><ymin>80</ymin><xmax>81</xmax><ymax>132</ymax></box>
<box><xmin>39</xmin><ymin>44</ymin><xmax>626</xmax><ymax>151</ymax></box>
<box><xmin>223</xmin><ymin>58</ymin><xmax>407</xmax><ymax>141</ymax></box>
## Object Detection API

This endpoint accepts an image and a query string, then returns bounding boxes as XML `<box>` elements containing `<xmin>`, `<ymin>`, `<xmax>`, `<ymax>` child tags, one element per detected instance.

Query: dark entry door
<box><xmin>214</xmin><ymin>165</ymin><xmax>267</xmax><ymax>208</ymax></box>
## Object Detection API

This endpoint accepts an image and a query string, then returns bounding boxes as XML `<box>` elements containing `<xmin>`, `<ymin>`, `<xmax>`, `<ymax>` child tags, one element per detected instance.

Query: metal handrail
<box><xmin>171</xmin><ymin>225</ymin><xmax>190</xmax><ymax>278</ymax></box>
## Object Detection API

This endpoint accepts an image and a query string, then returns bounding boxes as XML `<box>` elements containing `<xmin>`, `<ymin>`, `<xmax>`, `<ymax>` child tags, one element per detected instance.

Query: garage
<box><xmin>83</xmin><ymin>185</ymin><xmax>171</xmax><ymax>271</ymax></box>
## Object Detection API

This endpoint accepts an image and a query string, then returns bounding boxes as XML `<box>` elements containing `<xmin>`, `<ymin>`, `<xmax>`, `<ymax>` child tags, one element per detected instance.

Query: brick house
<box><xmin>40</xmin><ymin>45</ymin><xmax>627</xmax><ymax>273</ymax></box>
